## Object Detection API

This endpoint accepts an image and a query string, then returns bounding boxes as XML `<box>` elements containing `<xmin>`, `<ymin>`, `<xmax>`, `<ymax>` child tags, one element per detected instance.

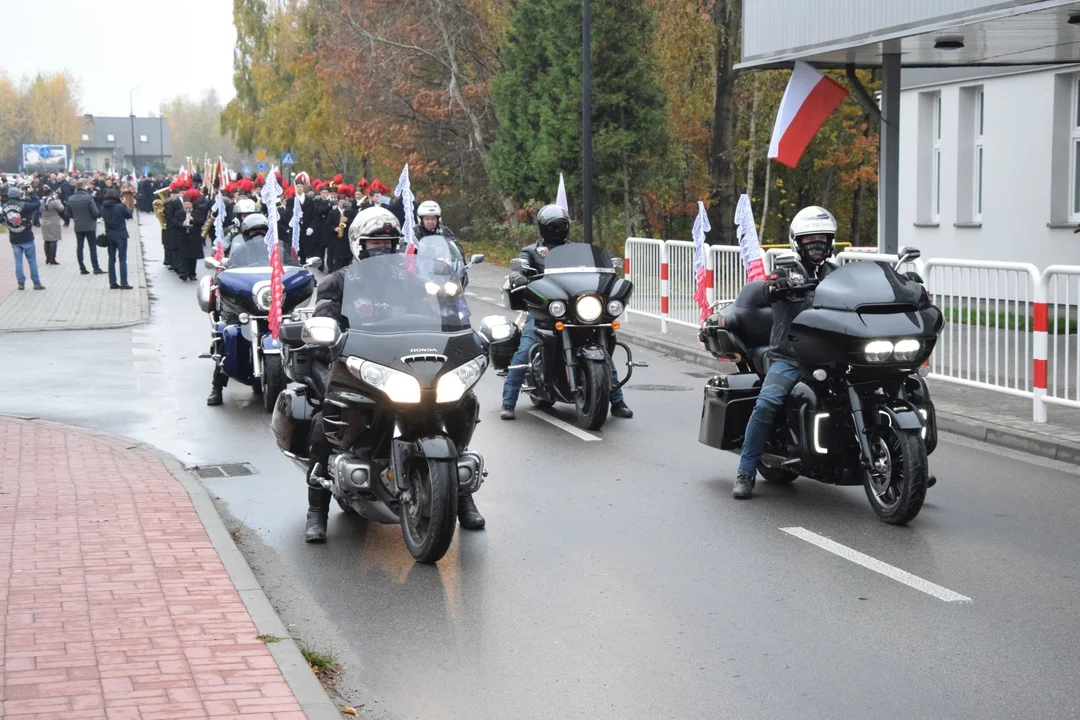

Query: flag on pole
<box><xmin>393</xmin><ymin>164</ymin><xmax>416</xmax><ymax>256</ymax></box>
<box><xmin>692</xmin><ymin>201</ymin><xmax>711</xmax><ymax>322</ymax></box>
<box><xmin>260</xmin><ymin>168</ymin><xmax>285</xmax><ymax>340</ymax></box>
<box><xmin>734</xmin><ymin>194</ymin><xmax>766</xmax><ymax>282</ymax></box>
<box><xmin>556</xmin><ymin>173</ymin><xmax>568</xmax><ymax>212</ymax></box>
<box><xmin>290</xmin><ymin>191</ymin><xmax>302</xmax><ymax>258</ymax></box>
<box><xmin>768</xmin><ymin>61</ymin><xmax>849</xmax><ymax>168</ymax></box>
<box><xmin>212</xmin><ymin>191</ymin><xmax>227</xmax><ymax>263</ymax></box>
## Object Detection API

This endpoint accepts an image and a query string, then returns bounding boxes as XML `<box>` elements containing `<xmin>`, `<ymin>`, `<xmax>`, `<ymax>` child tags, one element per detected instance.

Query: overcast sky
<box><xmin>4</xmin><ymin>0</ymin><xmax>236</xmax><ymax>116</ymax></box>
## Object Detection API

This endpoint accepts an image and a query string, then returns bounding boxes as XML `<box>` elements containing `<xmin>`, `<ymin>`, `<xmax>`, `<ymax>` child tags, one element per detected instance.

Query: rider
<box><xmin>732</xmin><ymin>206</ymin><xmax>839</xmax><ymax>500</ymax></box>
<box><xmin>302</xmin><ymin>206</ymin><xmax>486</xmax><ymax>543</ymax></box>
<box><xmin>415</xmin><ymin>200</ymin><xmax>464</xmax><ymax>256</ymax></box>
<box><xmin>207</xmin><ymin>213</ymin><xmax>271</xmax><ymax>407</ymax></box>
<box><xmin>499</xmin><ymin>204</ymin><xmax>633</xmax><ymax>421</ymax></box>
<box><xmin>221</xmin><ymin>197</ymin><xmax>259</xmax><ymax>256</ymax></box>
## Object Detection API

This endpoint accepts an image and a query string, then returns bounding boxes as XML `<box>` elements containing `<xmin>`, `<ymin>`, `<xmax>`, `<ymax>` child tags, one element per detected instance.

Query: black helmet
<box><xmin>537</xmin><ymin>204</ymin><xmax>570</xmax><ymax>247</ymax></box>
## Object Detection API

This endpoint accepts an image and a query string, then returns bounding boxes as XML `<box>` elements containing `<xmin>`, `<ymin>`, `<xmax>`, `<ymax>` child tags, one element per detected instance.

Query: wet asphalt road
<box><xmin>4</xmin><ymin>217</ymin><xmax>1080</xmax><ymax>719</ymax></box>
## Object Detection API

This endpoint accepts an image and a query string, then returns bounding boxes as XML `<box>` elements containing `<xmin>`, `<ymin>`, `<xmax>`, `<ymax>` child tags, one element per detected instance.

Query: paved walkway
<box><xmin>0</xmin><ymin>216</ymin><xmax>150</xmax><ymax>332</ymax></box>
<box><xmin>0</xmin><ymin>416</ymin><xmax>338</xmax><ymax>719</ymax></box>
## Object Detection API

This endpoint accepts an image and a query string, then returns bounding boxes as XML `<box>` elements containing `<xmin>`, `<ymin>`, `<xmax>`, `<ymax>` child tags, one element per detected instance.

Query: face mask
<box><xmin>799</xmin><ymin>239</ymin><xmax>828</xmax><ymax>265</ymax></box>
<box><xmin>364</xmin><ymin>246</ymin><xmax>395</xmax><ymax>258</ymax></box>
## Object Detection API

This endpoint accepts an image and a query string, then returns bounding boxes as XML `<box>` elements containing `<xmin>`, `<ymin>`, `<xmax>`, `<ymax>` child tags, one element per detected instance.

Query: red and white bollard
<box><xmin>1033</xmin><ymin>289</ymin><xmax>1048</xmax><ymax>423</ymax></box>
<box><xmin>660</xmin><ymin>242</ymin><xmax>669</xmax><ymax>333</ymax></box>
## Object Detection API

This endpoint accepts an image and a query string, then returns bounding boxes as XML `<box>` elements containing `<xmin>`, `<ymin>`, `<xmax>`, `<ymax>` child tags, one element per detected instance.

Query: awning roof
<box><xmin>738</xmin><ymin>0</ymin><xmax>1080</xmax><ymax>69</ymax></box>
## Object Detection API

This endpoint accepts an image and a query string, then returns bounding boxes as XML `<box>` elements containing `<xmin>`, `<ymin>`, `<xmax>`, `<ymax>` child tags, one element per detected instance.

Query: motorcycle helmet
<box><xmin>537</xmin><ymin>204</ymin><xmax>570</xmax><ymax>247</ymax></box>
<box><xmin>417</xmin><ymin>200</ymin><xmax>442</xmax><ymax>235</ymax></box>
<box><xmin>348</xmin><ymin>206</ymin><xmax>402</xmax><ymax>260</ymax></box>
<box><xmin>788</xmin><ymin>206</ymin><xmax>836</xmax><ymax>267</ymax></box>
<box><xmin>241</xmin><ymin>213</ymin><xmax>269</xmax><ymax>241</ymax></box>
<box><xmin>234</xmin><ymin>198</ymin><xmax>258</xmax><ymax>219</ymax></box>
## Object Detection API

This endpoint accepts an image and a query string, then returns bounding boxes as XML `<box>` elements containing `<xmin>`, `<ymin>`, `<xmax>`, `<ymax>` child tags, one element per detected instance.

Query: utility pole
<box><xmin>582</xmin><ymin>0</ymin><xmax>593</xmax><ymax>244</ymax></box>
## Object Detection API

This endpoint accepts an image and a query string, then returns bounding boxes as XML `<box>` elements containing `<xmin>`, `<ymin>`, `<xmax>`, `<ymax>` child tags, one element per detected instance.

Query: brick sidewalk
<box><xmin>0</xmin><ymin>217</ymin><xmax>150</xmax><ymax>332</ymax></box>
<box><xmin>0</xmin><ymin>417</ymin><xmax>313</xmax><ymax>719</ymax></box>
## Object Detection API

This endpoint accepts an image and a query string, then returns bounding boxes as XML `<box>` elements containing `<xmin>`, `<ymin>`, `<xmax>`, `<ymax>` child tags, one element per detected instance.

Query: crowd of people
<box><xmin>2</xmin><ymin>170</ymin><xmax>137</xmax><ymax>290</ymax></box>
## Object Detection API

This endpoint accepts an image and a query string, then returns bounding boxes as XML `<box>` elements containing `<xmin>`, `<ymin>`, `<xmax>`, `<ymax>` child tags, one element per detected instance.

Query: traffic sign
<box><xmin>242</xmin><ymin>164</ymin><xmax>251</xmax><ymax>175</ymax></box>
<box><xmin>256</xmin><ymin>162</ymin><xmax>266</xmax><ymax>172</ymax></box>
<box><xmin>142</xmin><ymin>166</ymin><xmax>149</xmax><ymax>175</ymax></box>
<box><xmin>254</xmin><ymin>150</ymin><xmax>267</xmax><ymax>161</ymax></box>
<box><xmin>281</xmin><ymin>152</ymin><xmax>295</xmax><ymax>166</ymax></box>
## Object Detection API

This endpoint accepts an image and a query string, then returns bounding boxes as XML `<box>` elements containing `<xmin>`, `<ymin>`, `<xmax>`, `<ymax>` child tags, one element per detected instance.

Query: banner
<box><xmin>21</xmin><ymin>144</ymin><xmax>68</xmax><ymax>171</ymax></box>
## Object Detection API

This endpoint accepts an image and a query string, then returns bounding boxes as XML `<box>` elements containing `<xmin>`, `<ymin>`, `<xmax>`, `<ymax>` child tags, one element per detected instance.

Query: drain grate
<box><xmin>626</xmin><ymin>384</ymin><xmax>694</xmax><ymax>392</ymax></box>
<box><xmin>189</xmin><ymin>463</ymin><xmax>257</xmax><ymax>479</ymax></box>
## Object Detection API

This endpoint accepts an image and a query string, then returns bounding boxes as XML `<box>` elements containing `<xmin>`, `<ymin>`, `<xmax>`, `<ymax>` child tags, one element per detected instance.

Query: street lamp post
<box><xmin>582</xmin><ymin>0</ymin><xmax>593</xmax><ymax>245</ymax></box>
<box><xmin>129</xmin><ymin>87</ymin><xmax>139</xmax><ymax>177</ymax></box>
<box><xmin>158</xmin><ymin>104</ymin><xmax>165</xmax><ymax>170</ymax></box>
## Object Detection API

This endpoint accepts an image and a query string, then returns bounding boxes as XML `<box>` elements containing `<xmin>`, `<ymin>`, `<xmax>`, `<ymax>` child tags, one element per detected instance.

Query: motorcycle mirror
<box><xmin>509</xmin><ymin>258</ymin><xmax>529</xmax><ymax>273</ymax></box>
<box><xmin>203</xmin><ymin>257</ymin><xmax>222</xmax><ymax>270</ymax></box>
<box><xmin>301</xmin><ymin>317</ymin><xmax>341</xmax><ymax>346</ymax></box>
<box><xmin>611</xmin><ymin>257</ymin><xmax>623</xmax><ymax>270</ymax></box>
<box><xmin>895</xmin><ymin>246</ymin><xmax>921</xmax><ymax>271</ymax></box>
<box><xmin>305</xmin><ymin>256</ymin><xmax>324</xmax><ymax>271</ymax></box>
<box><xmin>470</xmin><ymin>253</ymin><xmax>485</xmax><ymax>266</ymax></box>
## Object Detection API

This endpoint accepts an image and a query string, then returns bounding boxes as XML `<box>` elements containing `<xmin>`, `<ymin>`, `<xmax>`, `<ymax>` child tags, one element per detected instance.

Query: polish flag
<box><xmin>768</xmin><ymin>61</ymin><xmax>849</xmax><ymax>168</ymax></box>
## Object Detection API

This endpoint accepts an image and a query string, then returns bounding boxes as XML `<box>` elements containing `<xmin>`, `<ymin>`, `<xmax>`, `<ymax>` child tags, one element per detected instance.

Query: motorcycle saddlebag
<box><xmin>698</xmin><ymin>373</ymin><xmax>761</xmax><ymax>450</ymax></box>
<box><xmin>271</xmin><ymin>386</ymin><xmax>314</xmax><ymax>459</ymax></box>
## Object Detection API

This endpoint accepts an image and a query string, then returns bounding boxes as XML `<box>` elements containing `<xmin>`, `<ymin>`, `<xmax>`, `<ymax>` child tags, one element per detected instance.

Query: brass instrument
<box><xmin>336</xmin><ymin>207</ymin><xmax>349</xmax><ymax>238</ymax></box>
<box><xmin>201</xmin><ymin>208</ymin><xmax>215</xmax><ymax>239</ymax></box>
<box><xmin>152</xmin><ymin>186</ymin><xmax>169</xmax><ymax>228</ymax></box>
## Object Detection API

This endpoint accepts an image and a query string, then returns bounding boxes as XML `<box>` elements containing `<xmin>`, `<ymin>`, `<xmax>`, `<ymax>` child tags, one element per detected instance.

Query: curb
<box><xmin>1</xmin><ymin>414</ymin><xmax>343</xmax><ymax>719</ymax></box>
<box><xmin>615</xmin><ymin>330</ymin><xmax>1080</xmax><ymax>469</ymax></box>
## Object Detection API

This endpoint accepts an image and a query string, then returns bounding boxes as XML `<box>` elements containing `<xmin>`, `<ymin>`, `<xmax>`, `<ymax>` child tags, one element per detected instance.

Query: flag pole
<box><xmin>582</xmin><ymin>0</ymin><xmax>593</xmax><ymax>245</ymax></box>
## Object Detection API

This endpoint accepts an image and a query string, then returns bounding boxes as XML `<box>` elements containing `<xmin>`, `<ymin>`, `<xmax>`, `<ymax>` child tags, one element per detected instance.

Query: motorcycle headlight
<box><xmin>436</xmin><ymin>355</ymin><xmax>488</xmax><ymax>403</ymax></box>
<box><xmin>549</xmin><ymin>300</ymin><xmax>567</xmax><ymax>318</ymax></box>
<box><xmin>252</xmin><ymin>281</ymin><xmax>273</xmax><ymax>311</ymax></box>
<box><xmin>576</xmin><ymin>295</ymin><xmax>603</xmax><ymax>323</ymax></box>
<box><xmin>864</xmin><ymin>340</ymin><xmax>894</xmax><ymax>363</ymax></box>
<box><xmin>606</xmin><ymin>299</ymin><xmax>625</xmax><ymax>317</ymax></box>
<box><xmin>892</xmin><ymin>338</ymin><xmax>921</xmax><ymax>362</ymax></box>
<box><xmin>345</xmin><ymin>357</ymin><xmax>421</xmax><ymax>404</ymax></box>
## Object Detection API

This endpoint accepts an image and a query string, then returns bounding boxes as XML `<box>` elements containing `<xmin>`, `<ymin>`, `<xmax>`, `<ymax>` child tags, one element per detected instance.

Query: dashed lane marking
<box><xmin>527</xmin><ymin>410</ymin><xmax>601</xmax><ymax>442</ymax></box>
<box><xmin>780</xmin><ymin>526</ymin><xmax>972</xmax><ymax>603</ymax></box>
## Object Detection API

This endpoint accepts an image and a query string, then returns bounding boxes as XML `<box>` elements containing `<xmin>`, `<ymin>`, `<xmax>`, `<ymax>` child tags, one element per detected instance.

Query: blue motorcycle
<box><xmin>198</xmin><ymin>239</ymin><xmax>318</xmax><ymax>412</ymax></box>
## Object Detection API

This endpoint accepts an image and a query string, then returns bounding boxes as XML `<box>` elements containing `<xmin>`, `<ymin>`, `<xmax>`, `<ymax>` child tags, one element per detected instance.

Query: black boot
<box><xmin>457</xmin><ymin>490</ymin><xmax>485</xmax><ymax>530</ymax></box>
<box><xmin>207</xmin><ymin>386</ymin><xmax>223</xmax><ymax>406</ymax></box>
<box><xmin>305</xmin><ymin>486</ymin><xmax>332</xmax><ymax>543</ymax></box>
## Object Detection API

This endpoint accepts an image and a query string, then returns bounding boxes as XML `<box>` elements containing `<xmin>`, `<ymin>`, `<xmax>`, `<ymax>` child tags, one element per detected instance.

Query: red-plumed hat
<box><xmin>370</xmin><ymin>178</ymin><xmax>389</xmax><ymax>195</ymax></box>
<box><xmin>340</xmin><ymin>184</ymin><xmax>355</xmax><ymax>199</ymax></box>
<box><xmin>332</xmin><ymin>174</ymin><xmax>343</xmax><ymax>186</ymax></box>
<box><xmin>237</xmin><ymin>178</ymin><xmax>254</xmax><ymax>194</ymax></box>
<box><xmin>294</xmin><ymin>171</ymin><xmax>310</xmax><ymax>185</ymax></box>
<box><xmin>312</xmin><ymin>179</ymin><xmax>324</xmax><ymax>191</ymax></box>
<box><xmin>255</xmin><ymin>173</ymin><xmax>265</xmax><ymax>186</ymax></box>
<box><xmin>183</xmin><ymin>188</ymin><xmax>201</xmax><ymax>202</ymax></box>
<box><xmin>224</xmin><ymin>181</ymin><xmax>236</xmax><ymax>195</ymax></box>
<box><xmin>357</xmin><ymin>178</ymin><xmax>370</xmax><ymax>192</ymax></box>
<box><xmin>284</xmin><ymin>185</ymin><xmax>296</xmax><ymax>200</ymax></box>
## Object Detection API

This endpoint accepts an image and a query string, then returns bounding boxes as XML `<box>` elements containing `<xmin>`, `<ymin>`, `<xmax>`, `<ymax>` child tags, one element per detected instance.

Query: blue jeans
<box><xmin>108</xmin><ymin>235</ymin><xmax>129</xmax><ymax>286</ymax></box>
<box><xmin>737</xmin><ymin>359</ymin><xmax>802</xmax><ymax>477</ymax></box>
<box><xmin>11</xmin><ymin>240</ymin><xmax>41</xmax><ymax>286</ymax></box>
<box><xmin>501</xmin><ymin>315</ymin><xmax>625</xmax><ymax>407</ymax></box>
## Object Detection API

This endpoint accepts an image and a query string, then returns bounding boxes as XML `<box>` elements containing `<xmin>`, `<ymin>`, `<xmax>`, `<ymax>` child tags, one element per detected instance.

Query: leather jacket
<box><xmin>760</xmin><ymin>260</ymin><xmax>837</xmax><ymax>363</ymax></box>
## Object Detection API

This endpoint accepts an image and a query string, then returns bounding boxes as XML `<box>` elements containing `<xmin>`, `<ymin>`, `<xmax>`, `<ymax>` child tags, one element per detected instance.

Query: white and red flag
<box><xmin>768</xmin><ymin>61</ymin><xmax>849</xmax><ymax>168</ymax></box>
<box><xmin>393</xmin><ymin>164</ymin><xmax>417</xmax><ymax>268</ymax></box>
<box><xmin>691</xmin><ymin>201</ymin><xmax>711</xmax><ymax>322</ymax></box>
<box><xmin>734</xmin><ymin>194</ymin><xmax>766</xmax><ymax>282</ymax></box>
<box><xmin>260</xmin><ymin>168</ymin><xmax>285</xmax><ymax>340</ymax></box>
<box><xmin>556</xmin><ymin>173</ymin><xmax>568</xmax><ymax>212</ymax></box>
<box><xmin>212</xmin><ymin>191</ymin><xmax>227</xmax><ymax>263</ymax></box>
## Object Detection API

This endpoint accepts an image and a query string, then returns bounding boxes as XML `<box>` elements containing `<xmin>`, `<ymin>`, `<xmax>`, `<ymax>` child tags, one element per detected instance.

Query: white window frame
<box><xmin>973</xmin><ymin>89</ymin><xmax>984</xmax><ymax>222</ymax></box>
<box><xmin>933</xmin><ymin>93</ymin><xmax>943</xmax><ymax>223</ymax></box>
<box><xmin>1071</xmin><ymin>77</ymin><xmax>1080</xmax><ymax>222</ymax></box>
<box><xmin>139</xmin><ymin>134</ymin><xmax>148</xmax><ymax>143</ymax></box>
<box><xmin>106</xmin><ymin>134</ymin><xmax>115</xmax><ymax>142</ymax></box>
<box><xmin>80</xmin><ymin>133</ymin><xmax>89</xmax><ymax>142</ymax></box>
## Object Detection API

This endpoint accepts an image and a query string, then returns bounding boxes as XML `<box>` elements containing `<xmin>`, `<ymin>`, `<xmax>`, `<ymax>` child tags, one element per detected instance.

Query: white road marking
<box><xmin>780</xmin><ymin>527</ymin><xmax>972</xmax><ymax>603</ymax></box>
<box><xmin>132</xmin><ymin>347</ymin><xmax>157</xmax><ymax>357</ymax></box>
<box><xmin>131</xmin><ymin>334</ymin><xmax>154</xmax><ymax>344</ymax></box>
<box><xmin>527</xmin><ymin>410</ymin><xmax>601</xmax><ymax>442</ymax></box>
<box><xmin>478</xmin><ymin>295</ymin><xmax>496</xmax><ymax>303</ymax></box>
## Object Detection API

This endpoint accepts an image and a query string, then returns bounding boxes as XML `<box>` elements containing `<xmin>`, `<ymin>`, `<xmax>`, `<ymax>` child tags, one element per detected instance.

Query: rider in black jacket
<box><xmin>302</xmin><ymin>206</ymin><xmax>486</xmax><ymax>543</ymax></box>
<box><xmin>732</xmin><ymin>206</ymin><xmax>839</xmax><ymax>500</ymax></box>
<box><xmin>499</xmin><ymin>204</ymin><xmax>633</xmax><ymax>420</ymax></box>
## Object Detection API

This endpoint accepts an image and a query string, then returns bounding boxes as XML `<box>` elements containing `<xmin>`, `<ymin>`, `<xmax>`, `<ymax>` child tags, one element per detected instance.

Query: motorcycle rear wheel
<box><xmin>400</xmin><ymin>458</ymin><xmax>458</xmax><ymax>564</ymax></box>
<box><xmin>575</xmin><ymin>360</ymin><xmax>611</xmax><ymax>431</ymax></box>
<box><xmin>863</xmin><ymin>426</ymin><xmax>927</xmax><ymax>525</ymax></box>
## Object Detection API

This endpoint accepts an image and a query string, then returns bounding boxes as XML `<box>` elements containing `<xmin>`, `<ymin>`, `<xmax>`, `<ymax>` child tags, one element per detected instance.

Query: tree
<box><xmin>164</xmin><ymin>89</ymin><xmax>243</xmax><ymax>167</ymax></box>
<box><xmin>707</xmin><ymin>0</ymin><xmax>740</xmax><ymax>245</ymax></box>
<box><xmin>22</xmin><ymin>72</ymin><xmax>82</xmax><ymax>149</ymax></box>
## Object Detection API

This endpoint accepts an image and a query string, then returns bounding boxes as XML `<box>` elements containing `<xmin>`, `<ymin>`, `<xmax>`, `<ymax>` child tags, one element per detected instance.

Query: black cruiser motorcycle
<box><xmin>698</xmin><ymin>248</ymin><xmax>943</xmax><ymax>524</ymax></box>
<box><xmin>272</xmin><ymin>252</ymin><xmax>487</xmax><ymax>563</ymax></box>
<box><xmin>479</xmin><ymin>243</ymin><xmax>644</xmax><ymax>430</ymax></box>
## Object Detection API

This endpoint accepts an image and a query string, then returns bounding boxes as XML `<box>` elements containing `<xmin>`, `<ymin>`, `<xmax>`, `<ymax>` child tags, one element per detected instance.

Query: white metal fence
<box><xmin>622</xmin><ymin>237</ymin><xmax>1080</xmax><ymax>422</ymax></box>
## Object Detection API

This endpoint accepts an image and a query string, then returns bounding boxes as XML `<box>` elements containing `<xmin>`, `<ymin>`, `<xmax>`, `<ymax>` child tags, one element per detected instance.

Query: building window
<box><xmin>1072</xmin><ymin>77</ymin><xmax>1080</xmax><ymax>221</ymax></box>
<box><xmin>81</xmin><ymin>133</ymin><xmax>89</xmax><ymax>141</ymax></box>
<box><xmin>974</xmin><ymin>89</ymin><xmax>984</xmax><ymax>221</ymax></box>
<box><xmin>106</xmin><ymin>134</ymin><xmax>115</xmax><ymax>142</ymax></box>
<box><xmin>916</xmin><ymin>91</ymin><xmax>942</xmax><ymax>224</ymax></box>
<box><xmin>140</xmin><ymin>134</ymin><xmax>148</xmax><ymax>143</ymax></box>
<box><xmin>933</xmin><ymin>93</ymin><xmax>942</xmax><ymax>222</ymax></box>
<box><xmin>957</xmin><ymin>86</ymin><xmax>983</xmax><ymax>224</ymax></box>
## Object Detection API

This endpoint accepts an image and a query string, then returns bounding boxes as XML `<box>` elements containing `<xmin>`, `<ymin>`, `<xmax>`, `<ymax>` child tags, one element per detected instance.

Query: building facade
<box><xmin>75</xmin><ymin>116</ymin><xmax>172</xmax><ymax>174</ymax></box>
<box><xmin>899</xmin><ymin>65</ymin><xmax>1080</xmax><ymax>268</ymax></box>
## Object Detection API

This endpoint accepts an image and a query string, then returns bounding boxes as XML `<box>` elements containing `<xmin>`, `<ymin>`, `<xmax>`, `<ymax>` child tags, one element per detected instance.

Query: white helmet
<box><xmin>241</xmin><ymin>213</ymin><xmax>269</xmax><ymax>240</ymax></box>
<box><xmin>417</xmin><ymin>200</ymin><xmax>441</xmax><ymax>218</ymax></box>
<box><xmin>348</xmin><ymin>206</ymin><xmax>402</xmax><ymax>260</ymax></box>
<box><xmin>788</xmin><ymin>206</ymin><xmax>836</xmax><ymax>265</ymax></box>
<box><xmin>234</xmin><ymin>198</ymin><xmax>258</xmax><ymax>216</ymax></box>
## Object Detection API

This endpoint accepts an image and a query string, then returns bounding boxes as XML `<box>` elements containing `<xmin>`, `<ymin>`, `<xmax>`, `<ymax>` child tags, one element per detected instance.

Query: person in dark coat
<box><xmin>326</xmin><ymin>185</ymin><xmax>357</xmax><ymax>272</ymax></box>
<box><xmin>163</xmin><ymin>183</ymin><xmax>186</xmax><ymax>273</ymax></box>
<box><xmin>64</xmin><ymin>180</ymin><xmax>104</xmax><ymax>274</ymax></box>
<box><xmin>181</xmin><ymin>188</ymin><xmax>209</xmax><ymax>281</ymax></box>
<box><xmin>101</xmin><ymin>189</ymin><xmax>134</xmax><ymax>289</ymax></box>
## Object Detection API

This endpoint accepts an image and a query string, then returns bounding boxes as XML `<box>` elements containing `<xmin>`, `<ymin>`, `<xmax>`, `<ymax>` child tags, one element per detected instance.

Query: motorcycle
<box><xmin>197</xmin><ymin>238</ymin><xmax>319</xmax><ymax>413</ymax></box>
<box><xmin>697</xmin><ymin>247</ymin><xmax>943</xmax><ymax>524</ymax></box>
<box><xmin>478</xmin><ymin>242</ymin><xmax>645</xmax><ymax>431</ymax></box>
<box><xmin>272</xmin><ymin>252</ymin><xmax>488</xmax><ymax>564</ymax></box>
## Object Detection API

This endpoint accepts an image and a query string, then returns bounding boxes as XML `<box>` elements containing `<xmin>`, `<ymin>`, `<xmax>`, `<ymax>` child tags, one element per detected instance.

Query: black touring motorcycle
<box><xmin>698</xmin><ymin>248</ymin><xmax>943</xmax><ymax>524</ymax></box>
<box><xmin>479</xmin><ymin>243</ymin><xmax>645</xmax><ymax>430</ymax></box>
<box><xmin>272</xmin><ymin>253</ymin><xmax>488</xmax><ymax>563</ymax></box>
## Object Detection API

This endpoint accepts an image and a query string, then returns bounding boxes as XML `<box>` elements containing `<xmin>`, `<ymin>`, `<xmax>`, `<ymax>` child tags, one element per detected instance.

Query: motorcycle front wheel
<box><xmin>863</xmin><ymin>425</ymin><xmax>927</xmax><ymax>525</ymax></box>
<box><xmin>575</xmin><ymin>360</ymin><xmax>611</xmax><ymax>431</ymax></box>
<box><xmin>400</xmin><ymin>458</ymin><xmax>458</xmax><ymax>564</ymax></box>
<box><xmin>262</xmin><ymin>354</ymin><xmax>286</xmax><ymax>413</ymax></box>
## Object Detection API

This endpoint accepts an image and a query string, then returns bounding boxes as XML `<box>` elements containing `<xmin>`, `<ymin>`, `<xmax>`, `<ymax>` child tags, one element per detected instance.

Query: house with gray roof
<box><xmin>75</xmin><ymin>115</ymin><xmax>172</xmax><ymax>175</ymax></box>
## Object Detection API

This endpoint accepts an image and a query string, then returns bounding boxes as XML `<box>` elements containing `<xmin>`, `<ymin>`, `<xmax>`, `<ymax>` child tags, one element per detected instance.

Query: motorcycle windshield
<box><xmin>542</xmin><ymin>243</ymin><xmax>615</xmax><ymax>273</ymax></box>
<box><xmin>228</xmin><ymin>238</ymin><xmax>300</xmax><ymax>268</ymax></box>
<box><xmin>812</xmin><ymin>261</ymin><xmax>925</xmax><ymax>311</ymax></box>
<box><xmin>340</xmin><ymin>253</ymin><xmax>472</xmax><ymax>333</ymax></box>
<box><xmin>414</xmin><ymin>234</ymin><xmax>465</xmax><ymax>277</ymax></box>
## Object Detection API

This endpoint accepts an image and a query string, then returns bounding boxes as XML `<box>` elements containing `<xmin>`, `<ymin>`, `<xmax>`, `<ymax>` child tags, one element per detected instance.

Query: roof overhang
<box><xmin>737</xmin><ymin>0</ymin><xmax>1080</xmax><ymax>69</ymax></box>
